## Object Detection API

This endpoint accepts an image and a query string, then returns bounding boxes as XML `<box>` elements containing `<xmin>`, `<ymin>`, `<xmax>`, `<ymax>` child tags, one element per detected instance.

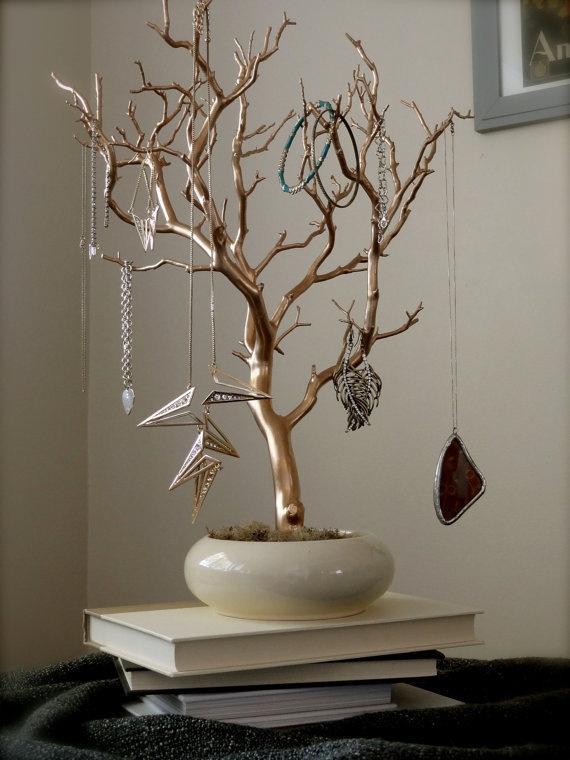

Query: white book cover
<box><xmin>85</xmin><ymin>592</ymin><xmax>482</xmax><ymax>677</ymax></box>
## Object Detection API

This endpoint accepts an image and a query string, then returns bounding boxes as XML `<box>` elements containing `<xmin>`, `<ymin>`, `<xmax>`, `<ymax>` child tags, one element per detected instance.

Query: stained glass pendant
<box><xmin>434</xmin><ymin>432</ymin><xmax>486</xmax><ymax>525</ymax></box>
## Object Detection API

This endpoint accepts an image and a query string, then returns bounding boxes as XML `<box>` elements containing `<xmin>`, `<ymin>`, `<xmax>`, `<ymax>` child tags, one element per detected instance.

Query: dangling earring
<box><xmin>433</xmin><ymin>123</ymin><xmax>485</xmax><ymax>524</ymax></box>
<box><xmin>332</xmin><ymin>322</ymin><xmax>382</xmax><ymax>432</ymax></box>
<box><xmin>120</xmin><ymin>261</ymin><xmax>135</xmax><ymax>415</ymax></box>
<box><xmin>129</xmin><ymin>152</ymin><xmax>159</xmax><ymax>252</ymax></box>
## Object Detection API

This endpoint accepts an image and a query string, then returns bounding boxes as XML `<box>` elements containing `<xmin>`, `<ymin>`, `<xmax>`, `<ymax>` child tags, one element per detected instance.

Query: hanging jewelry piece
<box><xmin>138</xmin><ymin>6</ymin><xmax>203</xmax><ymax>429</ymax></box>
<box><xmin>202</xmin><ymin>407</ymin><xmax>239</xmax><ymax>457</ymax></box>
<box><xmin>375</xmin><ymin>118</ymin><xmax>389</xmax><ymax>245</ymax></box>
<box><xmin>142</xmin><ymin>2</ymin><xmax>237</xmax><ymax>521</ymax></box>
<box><xmin>128</xmin><ymin>153</ymin><xmax>159</xmax><ymax>252</ymax></box>
<box><xmin>103</xmin><ymin>163</ymin><xmax>111</xmax><ymax>229</ymax></box>
<box><xmin>80</xmin><ymin>144</ymin><xmax>89</xmax><ymax>393</ymax></box>
<box><xmin>89</xmin><ymin>117</ymin><xmax>98</xmax><ymax>259</ymax></box>
<box><xmin>202</xmin><ymin>7</ymin><xmax>269</xmax><ymax>407</ymax></box>
<box><xmin>278</xmin><ymin>100</ymin><xmax>335</xmax><ymax>195</ymax></box>
<box><xmin>203</xmin><ymin>366</ymin><xmax>271</xmax><ymax>404</ymax></box>
<box><xmin>434</xmin><ymin>123</ymin><xmax>486</xmax><ymax>524</ymax></box>
<box><xmin>332</xmin><ymin>325</ymin><xmax>382</xmax><ymax>431</ymax></box>
<box><xmin>120</xmin><ymin>261</ymin><xmax>135</xmax><ymax>415</ymax></box>
<box><xmin>138</xmin><ymin>388</ymin><xmax>198</xmax><ymax>427</ymax></box>
<box><xmin>169</xmin><ymin>417</ymin><xmax>226</xmax><ymax>524</ymax></box>
<box><xmin>311</xmin><ymin>104</ymin><xmax>360</xmax><ymax>208</ymax></box>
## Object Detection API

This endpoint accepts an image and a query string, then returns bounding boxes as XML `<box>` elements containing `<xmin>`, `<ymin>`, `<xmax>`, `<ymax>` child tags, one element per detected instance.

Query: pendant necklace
<box><xmin>162</xmin><ymin>3</ymin><xmax>238</xmax><ymax>521</ymax></box>
<box><xmin>80</xmin><ymin>144</ymin><xmax>90</xmax><ymax>393</ymax></box>
<box><xmin>201</xmin><ymin>8</ymin><xmax>269</xmax><ymax>408</ymax></box>
<box><xmin>433</xmin><ymin>123</ymin><xmax>486</xmax><ymax>524</ymax></box>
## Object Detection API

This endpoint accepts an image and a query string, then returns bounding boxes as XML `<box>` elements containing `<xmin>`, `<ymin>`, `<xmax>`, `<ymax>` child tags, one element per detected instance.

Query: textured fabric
<box><xmin>1</xmin><ymin>653</ymin><xmax>569</xmax><ymax>759</ymax></box>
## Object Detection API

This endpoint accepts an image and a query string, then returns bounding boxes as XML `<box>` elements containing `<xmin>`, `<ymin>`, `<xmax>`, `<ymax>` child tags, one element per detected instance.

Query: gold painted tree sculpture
<box><xmin>54</xmin><ymin>0</ymin><xmax>471</xmax><ymax>533</ymax></box>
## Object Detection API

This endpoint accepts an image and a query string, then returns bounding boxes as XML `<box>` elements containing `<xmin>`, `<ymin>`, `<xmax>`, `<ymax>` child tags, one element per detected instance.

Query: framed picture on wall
<box><xmin>471</xmin><ymin>0</ymin><xmax>570</xmax><ymax>132</ymax></box>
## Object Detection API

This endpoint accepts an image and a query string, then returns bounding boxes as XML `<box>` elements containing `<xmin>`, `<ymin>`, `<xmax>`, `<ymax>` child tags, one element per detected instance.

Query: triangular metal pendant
<box><xmin>203</xmin><ymin>389</ymin><xmax>269</xmax><ymax>404</ymax></box>
<box><xmin>203</xmin><ymin>411</ymin><xmax>239</xmax><ymax>458</ymax></box>
<box><xmin>132</xmin><ymin>205</ymin><xmax>159</xmax><ymax>252</ymax></box>
<box><xmin>168</xmin><ymin>431</ymin><xmax>206</xmax><ymax>491</ymax></box>
<box><xmin>202</xmin><ymin>365</ymin><xmax>271</xmax><ymax>405</ymax></box>
<box><xmin>138</xmin><ymin>388</ymin><xmax>199</xmax><ymax>427</ymax></box>
<box><xmin>192</xmin><ymin>458</ymin><xmax>223</xmax><ymax>523</ymax></box>
<box><xmin>434</xmin><ymin>432</ymin><xmax>486</xmax><ymax>525</ymax></box>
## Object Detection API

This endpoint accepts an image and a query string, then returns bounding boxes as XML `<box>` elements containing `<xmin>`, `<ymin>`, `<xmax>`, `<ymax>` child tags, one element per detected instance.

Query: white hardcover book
<box><xmin>84</xmin><ymin>592</ymin><xmax>483</xmax><ymax>677</ymax></box>
<box><xmin>115</xmin><ymin>650</ymin><xmax>442</xmax><ymax>693</ymax></box>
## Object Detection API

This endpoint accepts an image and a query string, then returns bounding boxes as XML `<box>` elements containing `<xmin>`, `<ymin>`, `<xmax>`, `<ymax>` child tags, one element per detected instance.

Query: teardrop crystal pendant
<box><xmin>122</xmin><ymin>387</ymin><xmax>135</xmax><ymax>415</ymax></box>
<box><xmin>434</xmin><ymin>433</ymin><xmax>486</xmax><ymax>524</ymax></box>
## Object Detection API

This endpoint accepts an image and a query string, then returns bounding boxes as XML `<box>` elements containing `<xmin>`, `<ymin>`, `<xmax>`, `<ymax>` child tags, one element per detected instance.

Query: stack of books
<box><xmin>83</xmin><ymin>591</ymin><xmax>482</xmax><ymax>727</ymax></box>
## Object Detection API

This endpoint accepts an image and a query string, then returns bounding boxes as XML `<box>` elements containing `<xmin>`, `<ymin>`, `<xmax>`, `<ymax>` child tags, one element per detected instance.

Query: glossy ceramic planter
<box><xmin>184</xmin><ymin>531</ymin><xmax>394</xmax><ymax>620</ymax></box>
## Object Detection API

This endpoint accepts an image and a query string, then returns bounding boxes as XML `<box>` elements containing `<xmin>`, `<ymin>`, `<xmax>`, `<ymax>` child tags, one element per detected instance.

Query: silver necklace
<box><xmin>433</xmin><ymin>123</ymin><xmax>486</xmax><ymax>524</ymax></box>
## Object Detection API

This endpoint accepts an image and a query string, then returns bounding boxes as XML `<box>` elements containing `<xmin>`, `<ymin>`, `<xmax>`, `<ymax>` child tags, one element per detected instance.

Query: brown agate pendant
<box><xmin>434</xmin><ymin>433</ymin><xmax>486</xmax><ymax>524</ymax></box>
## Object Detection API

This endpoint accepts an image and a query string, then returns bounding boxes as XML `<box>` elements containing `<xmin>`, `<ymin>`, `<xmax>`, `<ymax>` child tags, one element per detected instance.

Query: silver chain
<box><xmin>89</xmin><ymin>118</ymin><xmax>98</xmax><ymax>258</ymax></box>
<box><xmin>120</xmin><ymin>261</ymin><xmax>134</xmax><ymax>392</ymax></box>
<box><xmin>445</xmin><ymin>123</ymin><xmax>459</xmax><ymax>433</ymax></box>
<box><xmin>80</xmin><ymin>145</ymin><xmax>89</xmax><ymax>392</ymax></box>
<box><xmin>204</xmin><ymin>8</ymin><xmax>217</xmax><ymax>369</ymax></box>
<box><xmin>103</xmin><ymin>163</ymin><xmax>110</xmax><ymax>228</ymax></box>
<box><xmin>375</xmin><ymin>119</ymin><xmax>389</xmax><ymax>245</ymax></box>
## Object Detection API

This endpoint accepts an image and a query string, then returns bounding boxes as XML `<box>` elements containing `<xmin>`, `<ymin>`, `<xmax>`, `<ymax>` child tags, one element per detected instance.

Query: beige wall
<box><xmin>1</xmin><ymin>0</ymin><xmax>568</xmax><ymax>670</ymax></box>
<box><xmin>0</xmin><ymin>0</ymin><xmax>90</xmax><ymax>669</ymax></box>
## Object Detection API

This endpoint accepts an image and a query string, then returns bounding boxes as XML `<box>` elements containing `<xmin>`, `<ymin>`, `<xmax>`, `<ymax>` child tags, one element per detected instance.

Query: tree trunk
<box><xmin>249</xmin><ymin>401</ymin><xmax>305</xmax><ymax>531</ymax></box>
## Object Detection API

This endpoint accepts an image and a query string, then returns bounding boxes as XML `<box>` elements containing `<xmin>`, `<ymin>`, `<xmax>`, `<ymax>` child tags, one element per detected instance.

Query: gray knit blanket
<box><xmin>1</xmin><ymin>653</ymin><xmax>569</xmax><ymax>759</ymax></box>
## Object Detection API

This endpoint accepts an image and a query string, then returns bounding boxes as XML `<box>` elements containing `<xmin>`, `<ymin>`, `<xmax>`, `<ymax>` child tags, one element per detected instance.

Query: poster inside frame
<box><xmin>471</xmin><ymin>0</ymin><xmax>570</xmax><ymax>132</ymax></box>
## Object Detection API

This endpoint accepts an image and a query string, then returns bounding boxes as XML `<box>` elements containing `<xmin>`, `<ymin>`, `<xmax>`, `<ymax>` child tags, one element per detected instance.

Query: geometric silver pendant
<box><xmin>138</xmin><ymin>387</ymin><xmax>199</xmax><ymax>427</ymax></box>
<box><xmin>132</xmin><ymin>206</ymin><xmax>159</xmax><ymax>252</ymax></box>
<box><xmin>168</xmin><ymin>430</ymin><xmax>206</xmax><ymax>491</ymax></box>
<box><xmin>202</xmin><ymin>365</ymin><xmax>271</xmax><ymax>405</ymax></box>
<box><xmin>202</xmin><ymin>410</ymin><xmax>239</xmax><ymax>458</ymax></box>
<box><xmin>191</xmin><ymin>457</ymin><xmax>223</xmax><ymax>523</ymax></box>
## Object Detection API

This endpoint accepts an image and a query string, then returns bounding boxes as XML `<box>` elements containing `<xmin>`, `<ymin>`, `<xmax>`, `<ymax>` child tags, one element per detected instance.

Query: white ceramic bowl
<box><xmin>184</xmin><ymin>531</ymin><xmax>394</xmax><ymax>620</ymax></box>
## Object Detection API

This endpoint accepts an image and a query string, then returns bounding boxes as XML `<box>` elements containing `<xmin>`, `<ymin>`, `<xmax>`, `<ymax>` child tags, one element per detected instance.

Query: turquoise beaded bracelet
<box><xmin>278</xmin><ymin>100</ymin><xmax>335</xmax><ymax>194</ymax></box>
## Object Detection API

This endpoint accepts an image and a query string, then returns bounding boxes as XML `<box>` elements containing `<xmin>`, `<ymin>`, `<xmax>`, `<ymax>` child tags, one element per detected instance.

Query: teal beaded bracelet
<box><xmin>278</xmin><ymin>100</ymin><xmax>335</xmax><ymax>194</ymax></box>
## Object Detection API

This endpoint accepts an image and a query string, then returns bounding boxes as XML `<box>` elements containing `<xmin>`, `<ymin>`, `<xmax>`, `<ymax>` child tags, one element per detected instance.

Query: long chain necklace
<box><xmin>162</xmin><ymin>3</ymin><xmax>239</xmax><ymax>521</ymax></box>
<box><xmin>80</xmin><ymin>144</ymin><xmax>89</xmax><ymax>393</ymax></box>
<box><xmin>433</xmin><ymin>124</ymin><xmax>486</xmax><ymax>524</ymax></box>
<box><xmin>202</xmin><ymin>16</ymin><xmax>269</xmax><ymax>407</ymax></box>
<box><xmin>137</xmin><ymin>5</ymin><xmax>205</xmax><ymax>435</ymax></box>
